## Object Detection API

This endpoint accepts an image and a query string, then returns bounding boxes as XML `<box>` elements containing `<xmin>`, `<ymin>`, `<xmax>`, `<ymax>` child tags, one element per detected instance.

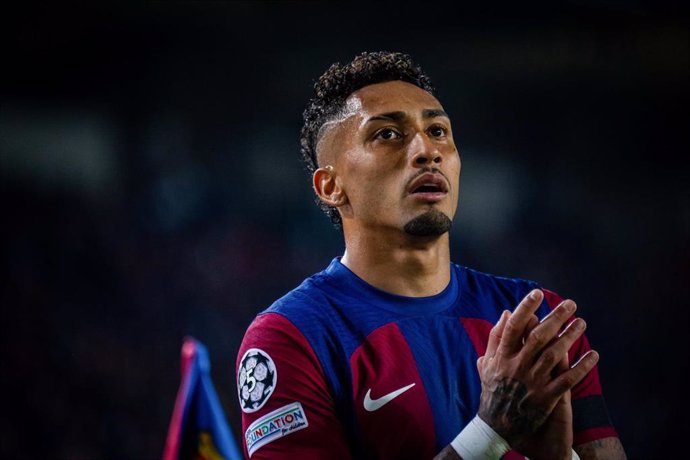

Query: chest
<box><xmin>344</xmin><ymin>316</ymin><xmax>487</xmax><ymax>458</ymax></box>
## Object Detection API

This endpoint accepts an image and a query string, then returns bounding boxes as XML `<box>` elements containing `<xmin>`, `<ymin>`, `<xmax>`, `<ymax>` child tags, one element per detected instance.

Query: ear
<box><xmin>313</xmin><ymin>165</ymin><xmax>348</xmax><ymax>207</ymax></box>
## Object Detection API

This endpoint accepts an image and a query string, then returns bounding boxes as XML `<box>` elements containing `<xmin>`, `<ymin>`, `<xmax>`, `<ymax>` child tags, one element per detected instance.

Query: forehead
<box><xmin>346</xmin><ymin>80</ymin><xmax>444</xmax><ymax>118</ymax></box>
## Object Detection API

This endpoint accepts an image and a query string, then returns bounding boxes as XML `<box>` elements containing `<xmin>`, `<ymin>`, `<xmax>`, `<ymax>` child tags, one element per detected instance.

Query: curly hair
<box><xmin>299</xmin><ymin>51</ymin><xmax>436</xmax><ymax>229</ymax></box>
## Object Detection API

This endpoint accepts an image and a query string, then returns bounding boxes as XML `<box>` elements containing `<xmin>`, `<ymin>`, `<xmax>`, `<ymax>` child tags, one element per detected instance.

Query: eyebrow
<box><xmin>366</xmin><ymin>109</ymin><xmax>449</xmax><ymax>123</ymax></box>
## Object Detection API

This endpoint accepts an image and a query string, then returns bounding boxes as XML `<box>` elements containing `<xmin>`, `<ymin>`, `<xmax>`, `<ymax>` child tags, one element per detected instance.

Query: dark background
<box><xmin>1</xmin><ymin>1</ymin><xmax>687</xmax><ymax>458</ymax></box>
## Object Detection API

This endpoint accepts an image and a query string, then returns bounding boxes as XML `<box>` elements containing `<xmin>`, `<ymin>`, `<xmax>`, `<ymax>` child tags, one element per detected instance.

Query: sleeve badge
<box><xmin>237</xmin><ymin>348</ymin><xmax>277</xmax><ymax>413</ymax></box>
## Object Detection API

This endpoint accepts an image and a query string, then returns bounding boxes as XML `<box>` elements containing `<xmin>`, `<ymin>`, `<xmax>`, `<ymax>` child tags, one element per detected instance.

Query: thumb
<box><xmin>476</xmin><ymin>356</ymin><xmax>485</xmax><ymax>375</ymax></box>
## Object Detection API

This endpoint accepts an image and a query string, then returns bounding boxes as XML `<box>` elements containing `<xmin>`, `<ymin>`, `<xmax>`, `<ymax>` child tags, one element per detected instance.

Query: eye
<box><xmin>428</xmin><ymin>125</ymin><xmax>447</xmax><ymax>138</ymax></box>
<box><xmin>374</xmin><ymin>127</ymin><xmax>403</xmax><ymax>141</ymax></box>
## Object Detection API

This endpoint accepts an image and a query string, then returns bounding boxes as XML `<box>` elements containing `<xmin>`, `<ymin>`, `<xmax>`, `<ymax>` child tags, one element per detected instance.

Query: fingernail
<box><xmin>564</xmin><ymin>300</ymin><xmax>576</xmax><ymax>313</ymax></box>
<box><xmin>574</xmin><ymin>319</ymin><xmax>586</xmax><ymax>331</ymax></box>
<box><xmin>529</xmin><ymin>289</ymin><xmax>541</xmax><ymax>300</ymax></box>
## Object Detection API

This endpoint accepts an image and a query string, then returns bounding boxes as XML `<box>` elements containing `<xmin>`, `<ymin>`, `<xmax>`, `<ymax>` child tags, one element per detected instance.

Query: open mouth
<box><xmin>411</xmin><ymin>183</ymin><xmax>445</xmax><ymax>194</ymax></box>
<box><xmin>408</xmin><ymin>173</ymin><xmax>449</xmax><ymax>196</ymax></box>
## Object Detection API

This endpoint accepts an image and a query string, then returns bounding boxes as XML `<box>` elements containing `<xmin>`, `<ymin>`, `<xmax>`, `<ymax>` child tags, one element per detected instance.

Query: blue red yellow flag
<box><xmin>163</xmin><ymin>337</ymin><xmax>242</xmax><ymax>460</ymax></box>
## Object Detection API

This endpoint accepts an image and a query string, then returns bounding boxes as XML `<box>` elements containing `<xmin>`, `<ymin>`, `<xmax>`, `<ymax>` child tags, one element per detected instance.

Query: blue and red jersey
<box><xmin>236</xmin><ymin>258</ymin><xmax>617</xmax><ymax>459</ymax></box>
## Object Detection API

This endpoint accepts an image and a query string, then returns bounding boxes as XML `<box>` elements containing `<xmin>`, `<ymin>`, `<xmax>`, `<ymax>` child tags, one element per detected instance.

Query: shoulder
<box><xmin>238</xmin><ymin>274</ymin><xmax>332</xmax><ymax>363</ymax></box>
<box><xmin>450</xmin><ymin>263</ymin><xmax>570</xmax><ymax>321</ymax></box>
<box><xmin>238</xmin><ymin>263</ymin><xmax>336</xmax><ymax>354</ymax></box>
<box><xmin>264</xmin><ymin>270</ymin><xmax>333</xmax><ymax>318</ymax></box>
<box><xmin>238</xmin><ymin>264</ymin><xmax>350</xmax><ymax>381</ymax></box>
<box><xmin>454</xmin><ymin>263</ymin><xmax>540</xmax><ymax>294</ymax></box>
<box><xmin>452</xmin><ymin>263</ymin><xmax>557</xmax><ymax>315</ymax></box>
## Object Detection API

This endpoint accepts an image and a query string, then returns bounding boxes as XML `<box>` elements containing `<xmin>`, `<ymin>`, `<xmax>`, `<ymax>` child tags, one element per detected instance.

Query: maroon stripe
<box><xmin>460</xmin><ymin>317</ymin><xmax>493</xmax><ymax>357</ymax></box>
<box><xmin>350</xmin><ymin>323</ymin><xmax>436</xmax><ymax>459</ymax></box>
<box><xmin>574</xmin><ymin>426</ymin><xmax>619</xmax><ymax>446</ymax></box>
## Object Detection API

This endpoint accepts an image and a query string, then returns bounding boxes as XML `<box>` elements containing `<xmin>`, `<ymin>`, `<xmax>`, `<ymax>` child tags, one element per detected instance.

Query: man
<box><xmin>236</xmin><ymin>51</ymin><xmax>626</xmax><ymax>459</ymax></box>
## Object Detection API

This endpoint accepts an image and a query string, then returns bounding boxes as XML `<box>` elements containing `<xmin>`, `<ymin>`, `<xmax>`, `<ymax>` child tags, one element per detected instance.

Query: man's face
<box><xmin>317</xmin><ymin>80</ymin><xmax>461</xmax><ymax>237</ymax></box>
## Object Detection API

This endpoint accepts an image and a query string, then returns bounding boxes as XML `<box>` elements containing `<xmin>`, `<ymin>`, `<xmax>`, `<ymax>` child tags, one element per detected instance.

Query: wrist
<box><xmin>450</xmin><ymin>415</ymin><xmax>510</xmax><ymax>460</ymax></box>
<box><xmin>524</xmin><ymin>448</ymin><xmax>580</xmax><ymax>460</ymax></box>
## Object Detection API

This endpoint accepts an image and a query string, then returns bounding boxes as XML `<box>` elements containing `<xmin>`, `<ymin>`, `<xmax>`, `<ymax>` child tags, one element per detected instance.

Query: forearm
<box><xmin>574</xmin><ymin>437</ymin><xmax>627</xmax><ymax>460</ymax></box>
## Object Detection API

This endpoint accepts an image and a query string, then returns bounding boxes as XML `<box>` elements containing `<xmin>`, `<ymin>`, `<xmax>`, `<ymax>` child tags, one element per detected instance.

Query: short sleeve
<box><xmin>236</xmin><ymin>312</ymin><xmax>352</xmax><ymax>459</ymax></box>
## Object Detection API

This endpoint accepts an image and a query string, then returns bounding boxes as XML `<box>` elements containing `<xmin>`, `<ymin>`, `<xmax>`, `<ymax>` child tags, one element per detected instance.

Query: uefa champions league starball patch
<box><xmin>238</xmin><ymin>348</ymin><xmax>277</xmax><ymax>413</ymax></box>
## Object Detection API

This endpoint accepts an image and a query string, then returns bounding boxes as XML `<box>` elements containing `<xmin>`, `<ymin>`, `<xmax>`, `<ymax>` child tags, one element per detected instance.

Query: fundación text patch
<box><xmin>244</xmin><ymin>401</ymin><xmax>309</xmax><ymax>456</ymax></box>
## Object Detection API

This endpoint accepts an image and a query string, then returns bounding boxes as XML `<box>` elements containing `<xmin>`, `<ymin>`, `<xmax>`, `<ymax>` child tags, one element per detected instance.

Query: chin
<box><xmin>403</xmin><ymin>209</ymin><xmax>452</xmax><ymax>237</ymax></box>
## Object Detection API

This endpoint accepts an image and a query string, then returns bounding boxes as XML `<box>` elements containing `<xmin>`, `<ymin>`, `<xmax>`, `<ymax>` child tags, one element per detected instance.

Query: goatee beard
<box><xmin>403</xmin><ymin>209</ymin><xmax>452</xmax><ymax>237</ymax></box>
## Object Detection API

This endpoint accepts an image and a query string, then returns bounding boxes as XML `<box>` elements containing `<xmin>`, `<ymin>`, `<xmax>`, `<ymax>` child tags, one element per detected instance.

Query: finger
<box><xmin>550</xmin><ymin>389</ymin><xmax>572</xmax><ymax>425</ymax></box>
<box><xmin>547</xmin><ymin>350</ymin><xmax>599</xmax><ymax>396</ymax></box>
<box><xmin>553</xmin><ymin>346</ymin><xmax>570</xmax><ymax>376</ymax></box>
<box><xmin>521</xmin><ymin>299</ymin><xmax>577</xmax><ymax>360</ymax></box>
<box><xmin>498</xmin><ymin>289</ymin><xmax>544</xmax><ymax>355</ymax></box>
<box><xmin>530</xmin><ymin>318</ymin><xmax>586</xmax><ymax>378</ymax></box>
<box><xmin>484</xmin><ymin>309</ymin><xmax>510</xmax><ymax>358</ymax></box>
<box><xmin>521</xmin><ymin>314</ymin><xmax>539</xmax><ymax>344</ymax></box>
<box><xmin>540</xmin><ymin>298</ymin><xmax>576</xmax><ymax>325</ymax></box>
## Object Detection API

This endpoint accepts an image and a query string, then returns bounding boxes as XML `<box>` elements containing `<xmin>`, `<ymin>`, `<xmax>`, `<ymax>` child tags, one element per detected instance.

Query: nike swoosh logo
<box><xmin>363</xmin><ymin>383</ymin><xmax>416</xmax><ymax>412</ymax></box>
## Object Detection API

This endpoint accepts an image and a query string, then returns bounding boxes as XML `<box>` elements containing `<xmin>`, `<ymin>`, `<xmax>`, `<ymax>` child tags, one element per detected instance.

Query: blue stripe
<box><xmin>398</xmin><ymin>316</ymin><xmax>482</xmax><ymax>451</ymax></box>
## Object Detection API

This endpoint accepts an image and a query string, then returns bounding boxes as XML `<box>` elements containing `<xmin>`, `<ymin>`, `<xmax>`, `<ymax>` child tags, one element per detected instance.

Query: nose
<box><xmin>409</xmin><ymin>132</ymin><xmax>442</xmax><ymax>167</ymax></box>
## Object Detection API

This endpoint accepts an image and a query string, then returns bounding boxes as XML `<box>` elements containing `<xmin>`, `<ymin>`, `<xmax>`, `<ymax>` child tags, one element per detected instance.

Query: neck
<box><xmin>340</xmin><ymin>224</ymin><xmax>451</xmax><ymax>297</ymax></box>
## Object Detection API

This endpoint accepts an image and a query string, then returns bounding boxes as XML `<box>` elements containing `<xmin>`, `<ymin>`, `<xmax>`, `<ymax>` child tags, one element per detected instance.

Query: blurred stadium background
<box><xmin>1</xmin><ymin>1</ymin><xmax>687</xmax><ymax>458</ymax></box>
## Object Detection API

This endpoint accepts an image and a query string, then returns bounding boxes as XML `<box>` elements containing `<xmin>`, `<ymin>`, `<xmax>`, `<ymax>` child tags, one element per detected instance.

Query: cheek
<box><xmin>344</xmin><ymin>153</ymin><xmax>400</xmax><ymax>196</ymax></box>
<box><xmin>340</xmin><ymin>156</ymin><xmax>375</xmax><ymax>207</ymax></box>
<box><xmin>447</xmin><ymin>154</ymin><xmax>462</xmax><ymax>202</ymax></box>
<box><xmin>450</xmin><ymin>152</ymin><xmax>461</xmax><ymax>182</ymax></box>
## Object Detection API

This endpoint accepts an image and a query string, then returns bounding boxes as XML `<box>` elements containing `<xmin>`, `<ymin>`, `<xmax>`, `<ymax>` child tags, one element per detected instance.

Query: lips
<box><xmin>407</xmin><ymin>172</ymin><xmax>449</xmax><ymax>196</ymax></box>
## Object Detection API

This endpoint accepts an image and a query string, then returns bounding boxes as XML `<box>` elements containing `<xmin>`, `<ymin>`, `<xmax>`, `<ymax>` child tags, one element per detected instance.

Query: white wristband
<box><xmin>450</xmin><ymin>415</ymin><xmax>510</xmax><ymax>460</ymax></box>
<box><xmin>450</xmin><ymin>415</ymin><xmax>581</xmax><ymax>460</ymax></box>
